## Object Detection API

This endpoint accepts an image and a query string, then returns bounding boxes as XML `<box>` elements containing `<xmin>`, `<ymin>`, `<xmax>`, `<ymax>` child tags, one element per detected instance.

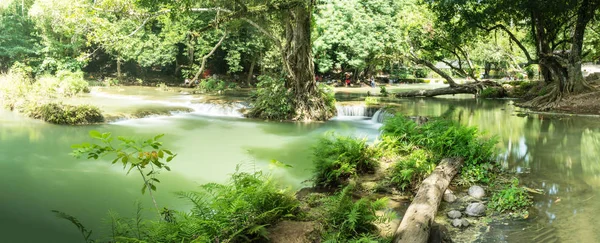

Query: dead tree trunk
<box><xmin>191</xmin><ymin>31</ymin><xmax>228</xmax><ymax>83</ymax></box>
<box><xmin>395</xmin><ymin>81</ymin><xmax>504</xmax><ymax>98</ymax></box>
<box><xmin>393</xmin><ymin>157</ymin><xmax>464</xmax><ymax>243</ymax></box>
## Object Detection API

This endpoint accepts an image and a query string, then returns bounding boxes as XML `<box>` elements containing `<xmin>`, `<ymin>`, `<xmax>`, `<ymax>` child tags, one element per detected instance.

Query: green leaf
<box><xmin>166</xmin><ymin>156</ymin><xmax>173</xmax><ymax>162</ymax></box>
<box><xmin>89</xmin><ymin>130</ymin><xmax>102</xmax><ymax>139</ymax></box>
<box><xmin>154</xmin><ymin>134</ymin><xmax>164</xmax><ymax>140</ymax></box>
<box><xmin>141</xmin><ymin>184</ymin><xmax>147</xmax><ymax>194</ymax></box>
<box><xmin>122</xmin><ymin>156</ymin><xmax>128</xmax><ymax>164</ymax></box>
<box><xmin>151</xmin><ymin>178</ymin><xmax>160</xmax><ymax>183</ymax></box>
<box><xmin>158</xmin><ymin>150</ymin><xmax>164</xmax><ymax>158</ymax></box>
<box><xmin>150</xmin><ymin>184</ymin><xmax>156</xmax><ymax>191</ymax></box>
<box><xmin>164</xmin><ymin>166</ymin><xmax>171</xmax><ymax>171</ymax></box>
<box><xmin>111</xmin><ymin>158</ymin><xmax>119</xmax><ymax>164</ymax></box>
<box><xmin>163</xmin><ymin>149</ymin><xmax>173</xmax><ymax>155</ymax></box>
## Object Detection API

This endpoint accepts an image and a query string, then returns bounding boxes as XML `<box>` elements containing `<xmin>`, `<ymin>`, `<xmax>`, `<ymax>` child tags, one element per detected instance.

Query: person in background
<box><xmin>345</xmin><ymin>73</ymin><xmax>351</xmax><ymax>87</ymax></box>
<box><xmin>370</xmin><ymin>76</ymin><xmax>376</xmax><ymax>87</ymax></box>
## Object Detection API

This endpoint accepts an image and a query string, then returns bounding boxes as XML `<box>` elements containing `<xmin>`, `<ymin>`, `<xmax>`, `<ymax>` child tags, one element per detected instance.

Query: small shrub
<box><xmin>390</xmin><ymin>149</ymin><xmax>435</xmax><ymax>191</ymax></box>
<box><xmin>379</xmin><ymin>86</ymin><xmax>389</xmax><ymax>97</ymax></box>
<box><xmin>365</xmin><ymin>97</ymin><xmax>379</xmax><ymax>106</ymax></box>
<box><xmin>415</xmin><ymin>68</ymin><xmax>430</xmax><ymax>78</ymax></box>
<box><xmin>25</xmin><ymin>102</ymin><xmax>104</xmax><ymax>125</ymax></box>
<box><xmin>322</xmin><ymin>185</ymin><xmax>388</xmax><ymax>241</ymax></box>
<box><xmin>480</xmin><ymin>87</ymin><xmax>504</xmax><ymax>98</ymax></box>
<box><xmin>313</xmin><ymin>133</ymin><xmax>381</xmax><ymax>188</ymax></box>
<box><xmin>488</xmin><ymin>178</ymin><xmax>532</xmax><ymax>217</ymax></box>
<box><xmin>156</xmin><ymin>82</ymin><xmax>170</xmax><ymax>91</ymax></box>
<box><xmin>247</xmin><ymin>75</ymin><xmax>294</xmax><ymax>120</ymax></box>
<box><xmin>196</xmin><ymin>77</ymin><xmax>236</xmax><ymax>93</ymax></box>
<box><xmin>36</xmin><ymin>70</ymin><xmax>90</xmax><ymax>97</ymax></box>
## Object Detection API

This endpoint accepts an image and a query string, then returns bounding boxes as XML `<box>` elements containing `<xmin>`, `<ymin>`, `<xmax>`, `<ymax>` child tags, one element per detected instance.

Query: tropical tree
<box><xmin>427</xmin><ymin>0</ymin><xmax>600</xmax><ymax>108</ymax></box>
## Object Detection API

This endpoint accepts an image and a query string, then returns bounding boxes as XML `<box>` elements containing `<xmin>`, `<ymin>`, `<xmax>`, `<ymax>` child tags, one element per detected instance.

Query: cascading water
<box><xmin>186</xmin><ymin>102</ymin><xmax>247</xmax><ymax>117</ymax></box>
<box><xmin>371</xmin><ymin>109</ymin><xmax>394</xmax><ymax>123</ymax></box>
<box><xmin>335</xmin><ymin>104</ymin><xmax>379</xmax><ymax>117</ymax></box>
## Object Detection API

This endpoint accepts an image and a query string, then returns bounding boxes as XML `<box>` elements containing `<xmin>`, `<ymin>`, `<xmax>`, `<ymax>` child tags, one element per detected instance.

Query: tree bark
<box><xmin>393</xmin><ymin>157</ymin><xmax>464</xmax><ymax>243</ymax></box>
<box><xmin>411</xmin><ymin>57</ymin><xmax>458</xmax><ymax>87</ymax></box>
<box><xmin>395</xmin><ymin>81</ymin><xmax>504</xmax><ymax>98</ymax></box>
<box><xmin>246</xmin><ymin>58</ymin><xmax>255</xmax><ymax>87</ymax></box>
<box><xmin>117</xmin><ymin>58</ymin><xmax>122</xmax><ymax>78</ymax></box>
<box><xmin>191</xmin><ymin>31</ymin><xmax>228</xmax><ymax>83</ymax></box>
<box><xmin>281</xmin><ymin>1</ymin><xmax>333</xmax><ymax>121</ymax></box>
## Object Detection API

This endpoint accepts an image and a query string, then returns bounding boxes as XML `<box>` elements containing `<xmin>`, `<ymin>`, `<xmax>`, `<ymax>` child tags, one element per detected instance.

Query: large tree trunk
<box><xmin>526</xmin><ymin>1</ymin><xmax>597</xmax><ymax>109</ymax></box>
<box><xmin>393</xmin><ymin>158</ymin><xmax>464</xmax><ymax>243</ymax></box>
<box><xmin>282</xmin><ymin>2</ymin><xmax>333</xmax><ymax>121</ymax></box>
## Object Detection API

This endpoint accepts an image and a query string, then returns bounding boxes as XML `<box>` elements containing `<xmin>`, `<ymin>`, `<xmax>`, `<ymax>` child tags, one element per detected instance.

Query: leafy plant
<box><xmin>156</xmin><ymin>82</ymin><xmax>170</xmax><ymax>91</ymax></box>
<box><xmin>196</xmin><ymin>77</ymin><xmax>236</xmax><ymax>93</ymax></box>
<box><xmin>381</xmin><ymin>116</ymin><xmax>498</xmax><ymax>185</ymax></box>
<box><xmin>488</xmin><ymin>178</ymin><xmax>532</xmax><ymax>217</ymax></box>
<box><xmin>51</xmin><ymin>210</ymin><xmax>95</xmax><ymax>243</ymax></box>
<box><xmin>480</xmin><ymin>87</ymin><xmax>504</xmax><ymax>98</ymax></box>
<box><xmin>379</xmin><ymin>86</ymin><xmax>389</xmax><ymax>97</ymax></box>
<box><xmin>365</xmin><ymin>97</ymin><xmax>379</xmax><ymax>106</ymax></box>
<box><xmin>247</xmin><ymin>75</ymin><xmax>294</xmax><ymax>120</ymax></box>
<box><xmin>322</xmin><ymin>185</ymin><xmax>389</xmax><ymax>241</ymax></box>
<box><xmin>312</xmin><ymin>133</ymin><xmax>381</xmax><ymax>188</ymax></box>
<box><xmin>71</xmin><ymin>131</ymin><xmax>177</xmax><ymax>216</ymax></box>
<box><xmin>390</xmin><ymin>149</ymin><xmax>435</xmax><ymax>191</ymax></box>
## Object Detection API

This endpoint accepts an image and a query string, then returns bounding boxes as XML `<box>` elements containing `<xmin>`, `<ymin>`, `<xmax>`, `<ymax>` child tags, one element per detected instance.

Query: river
<box><xmin>1</xmin><ymin>86</ymin><xmax>599</xmax><ymax>242</ymax></box>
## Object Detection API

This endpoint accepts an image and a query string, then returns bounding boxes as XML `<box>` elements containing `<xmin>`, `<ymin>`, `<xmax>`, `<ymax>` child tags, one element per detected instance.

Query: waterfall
<box><xmin>187</xmin><ymin>102</ymin><xmax>247</xmax><ymax>117</ymax></box>
<box><xmin>335</xmin><ymin>104</ymin><xmax>379</xmax><ymax>117</ymax></box>
<box><xmin>371</xmin><ymin>109</ymin><xmax>394</xmax><ymax>123</ymax></box>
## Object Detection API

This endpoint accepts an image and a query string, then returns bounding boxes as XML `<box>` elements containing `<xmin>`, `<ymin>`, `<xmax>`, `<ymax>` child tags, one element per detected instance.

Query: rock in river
<box><xmin>443</xmin><ymin>189</ymin><xmax>457</xmax><ymax>203</ymax></box>
<box><xmin>468</xmin><ymin>185</ymin><xmax>485</xmax><ymax>199</ymax></box>
<box><xmin>465</xmin><ymin>202</ymin><xmax>486</xmax><ymax>217</ymax></box>
<box><xmin>451</xmin><ymin>218</ymin><xmax>470</xmax><ymax>228</ymax></box>
<box><xmin>447</xmin><ymin>210</ymin><xmax>462</xmax><ymax>219</ymax></box>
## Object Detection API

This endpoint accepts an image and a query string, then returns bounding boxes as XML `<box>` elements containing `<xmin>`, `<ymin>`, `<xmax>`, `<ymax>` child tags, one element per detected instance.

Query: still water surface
<box><xmin>1</xmin><ymin>86</ymin><xmax>600</xmax><ymax>242</ymax></box>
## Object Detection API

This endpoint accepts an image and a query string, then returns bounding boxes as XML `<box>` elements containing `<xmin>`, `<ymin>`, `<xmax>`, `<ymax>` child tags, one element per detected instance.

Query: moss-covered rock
<box><xmin>25</xmin><ymin>102</ymin><xmax>104</xmax><ymax>125</ymax></box>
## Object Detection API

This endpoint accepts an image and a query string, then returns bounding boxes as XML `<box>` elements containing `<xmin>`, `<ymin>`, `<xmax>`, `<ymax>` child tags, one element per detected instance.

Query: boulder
<box><xmin>443</xmin><ymin>189</ymin><xmax>457</xmax><ymax>203</ymax></box>
<box><xmin>451</xmin><ymin>219</ymin><xmax>463</xmax><ymax>228</ymax></box>
<box><xmin>460</xmin><ymin>219</ymin><xmax>470</xmax><ymax>227</ymax></box>
<box><xmin>465</xmin><ymin>202</ymin><xmax>486</xmax><ymax>217</ymax></box>
<box><xmin>468</xmin><ymin>185</ymin><xmax>485</xmax><ymax>199</ymax></box>
<box><xmin>447</xmin><ymin>210</ymin><xmax>462</xmax><ymax>219</ymax></box>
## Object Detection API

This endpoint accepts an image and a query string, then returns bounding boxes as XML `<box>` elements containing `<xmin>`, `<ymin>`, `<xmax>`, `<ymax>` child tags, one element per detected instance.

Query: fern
<box><xmin>51</xmin><ymin>210</ymin><xmax>95</xmax><ymax>243</ymax></box>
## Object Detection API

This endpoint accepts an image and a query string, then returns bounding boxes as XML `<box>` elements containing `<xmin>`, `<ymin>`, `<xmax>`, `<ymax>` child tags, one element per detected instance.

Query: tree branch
<box><xmin>478</xmin><ymin>24</ymin><xmax>537</xmax><ymax>65</ymax></box>
<box><xmin>191</xmin><ymin>30</ymin><xmax>229</xmax><ymax>82</ymax></box>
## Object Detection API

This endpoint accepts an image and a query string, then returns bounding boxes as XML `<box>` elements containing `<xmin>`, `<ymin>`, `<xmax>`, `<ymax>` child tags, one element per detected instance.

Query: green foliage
<box><xmin>71</xmin><ymin>131</ymin><xmax>176</xmax><ymax>215</ymax></box>
<box><xmin>25</xmin><ymin>102</ymin><xmax>104</xmax><ymax>125</ymax></box>
<box><xmin>248</xmin><ymin>75</ymin><xmax>294</xmax><ymax>120</ymax></box>
<box><xmin>35</xmin><ymin>70</ymin><xmax>90</xmax><ymax>97</ymax></box>
<box><xmin>196</xmin><ymin>77</ymin><xmax>237</xmax><ymax>93</ymax></box>
<box><xmin>109</xmin><ymin>170</ymin><xmax>299</xmax><ymax>243</ymax></box>
<box><xmin>312</xmin><ymin>133</ymin><xmax>381</xmax><ymax>188</ymax></box>
<box><xmin>365</xmin><ymin>97</ymin><xmax>379</xmax><ymax>106</ymax></box>
<box><xmin>480</xmin><ymin>87</ymin><xmax>504</xmax><ymax>98</ymax></box>
<box><xmin>390</xmin><ymin>150</ymin><xmax>435</xmax><ymax>191</ymax></box>
<box><xmin>322</xmin><ymin>185</ymin><xmax>389</xmax><ymax>241</ymax></box>
<box><xmin>381</xmin><ymin>116</ymin><xmax>497</xmax><ymax>185</ymax></box>
<box><xmin>51</xmin><ymin>210</ymin><xmax>95</xmax><ymax>243</ymax></box>
<box><xmin>71</xmin><ymin>131</ymin><xmax>176</xmax><ymax>196</ymax></box>
<box><xmin>156</xmin><ymin>82</ymin><xmax>170</xmax><ymax>91</ymax></box>
<box><xmin>488</xmin><ymin>178</ymin><xmax>532</xmax><ymax>217</ymax></box>
<box><xmin>379</xmin><ymin>86</ymin><xmax>389</xmax><ymax>97</ymax></box>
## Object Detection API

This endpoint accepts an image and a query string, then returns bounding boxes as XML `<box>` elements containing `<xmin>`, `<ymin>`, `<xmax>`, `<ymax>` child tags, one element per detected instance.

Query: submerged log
<box><xmin>393</xmin><ymin>157</ymin><xmax>465</xmax><ymax>243</ymax></box>
<box><xmin>395</xmin><ymin>81</ymin><xmax>504</xmax><ymax>98</ymax></box>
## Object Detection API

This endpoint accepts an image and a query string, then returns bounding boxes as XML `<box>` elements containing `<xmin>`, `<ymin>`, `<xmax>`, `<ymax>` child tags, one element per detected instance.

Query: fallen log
<box><xmin>393</xmin><ymin>157</ymin><xmax>465</xmax><ymax>243</ymax></box>
<box><xmin>395</xmin><ymin>81</ymin><xmax>504</xmax><ymax>98</ymax></box>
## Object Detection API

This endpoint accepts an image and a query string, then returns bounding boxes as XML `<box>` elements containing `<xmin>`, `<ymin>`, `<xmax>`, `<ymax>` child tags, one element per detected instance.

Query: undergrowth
<box><xmin>312</xmin><ymin>133</ymin><xmax>381</xmax><ymax>188</ymax></box>
<box><xmin>488</xmin><ymin>178</ymin><xmax>533</xmax><ymax>218</ymax></box>
<box><xmin>322</xmin><ymin>185</ymin><xmax>390</xmax><ymax>242</ymax></box>
<box><xmin>380</xmin><ymin>115</ymin><xmax>497</xmax><ymax>189</ymax></box>
<box><xmin>196</xmin><ymin>77</ymin><xmax>237</xmax><ymax>93</ymax></box>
